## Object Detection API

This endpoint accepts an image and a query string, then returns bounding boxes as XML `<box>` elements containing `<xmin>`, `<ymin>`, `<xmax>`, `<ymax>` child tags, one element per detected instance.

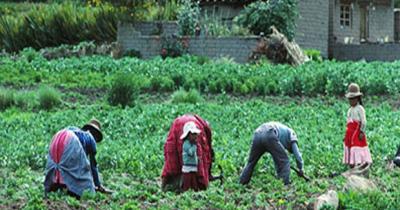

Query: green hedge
<box><xmin>0</xmin><ymin>2</ymin><xmax>119</xmax><ymax>52</ymax></box>
<box><xmin>1</xmin><ymin>54</ymin><xmax>399</xmax><ymax>96</ymax></box>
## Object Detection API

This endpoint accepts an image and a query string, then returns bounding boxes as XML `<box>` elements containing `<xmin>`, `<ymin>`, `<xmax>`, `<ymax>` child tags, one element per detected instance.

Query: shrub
<box><xmin>235</xmin><ymin>0</ymin><xmax>298</xmax><ymax>40</ymax></box>
<box><xmin>123</xmin><ymin>49</ymin><xmax>142</xmax><ymax>58</ymax></box>
<box><xmin>160</xmin><ymin>35</ymin><xmax>187</xmax><ymax>59</ymax></box>
<box><xmin>304</xmin><ymin>49</ymin><xmax>323</xmax><ymax>62</ymax></box>
<box><xmin>151</xmin><ymin>76</ymin><xmax>175</xmax><ymax>92</ymax></box>
<box><xmin>177</xmin><ymin>0</ymin><xmax>200</xmax><ymax>36</ymax></box>
<box><xmin>108</xmin><ymin>73</ymin><xmax>137</xmax><ymax>107</ymax></box>
<box><xmin>171</xmin><ymin>89</ymin><xmax>203</xmax><ymax>104</ymax></box>
<box><xmin>15</xmin><ymin>91</ymin><xmax>36</xmax><ymax>110</ymax></box>
<box><xmin>0</xmin><ymin>2</ymin><xmax>119</xmax><ymax>52</ymax></box>
<box><xmin>20</xmin><ymin>47</ymin><xmax>41</xmax><ymax>62</ymax></box>
<box><xmin>38</xmin><ymin>86</ymin><xmax>61</xmax><ymax>110</ymax></box>
<box><xmin>0</xmin><ymin>88</ymin><xmax>15</xmax><ymax>110</ymax></box>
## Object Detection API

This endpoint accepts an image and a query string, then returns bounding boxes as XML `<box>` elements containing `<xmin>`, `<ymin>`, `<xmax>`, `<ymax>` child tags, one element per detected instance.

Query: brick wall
<box><xmin>118</xmin><ymin>23</ymin><xmax>259</xmax><ymax>63</ymax></box>
<box><xmin>331</xmin><ymin>43</ymin><xmax>400</xmax><ymax>61</ymax></box>
<box><xmin>295</xmin><ymin>0</ymin><xmax>330</xmax><ymax>57</ymax></box>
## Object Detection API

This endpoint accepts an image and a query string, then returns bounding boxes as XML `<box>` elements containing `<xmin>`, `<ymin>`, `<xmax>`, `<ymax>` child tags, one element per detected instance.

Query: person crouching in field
<box><xmin>181</xmin><ymin>121</ymin><xmax>201</xmax><ymax>191</ymax></box>
<box><xmin>161</xmin><ymin>114</ymin><xmax>214</xmax><ymax>192</ymax></box>
<box><xmin>343</xmin><ymin>83</ymin><xmax>372</xmax><ymax>168</ymax></box>
<box><xmin>240</xmin><ymin>122</ymin><xmax>304</xmax><ymax>185</ymax></box>
<box><xmin>44</xmin><ymin>119</ymin><xmax>112</xmax><ymax>199</ymax></box>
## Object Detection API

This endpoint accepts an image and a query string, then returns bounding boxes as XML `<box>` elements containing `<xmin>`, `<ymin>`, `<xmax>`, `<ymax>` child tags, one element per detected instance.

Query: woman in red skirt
<box><xmin>343</xmin><ymin>83</ymin><xmax>372</xmax><ymax>167</ymax></box>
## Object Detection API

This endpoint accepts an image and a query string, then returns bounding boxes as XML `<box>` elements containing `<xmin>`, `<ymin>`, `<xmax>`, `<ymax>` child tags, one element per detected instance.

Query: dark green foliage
<box><xmin>123</xmin><ymin>49</ymin><xmax>142</xmax><ymax>58</ymax></box>
<box><xmin>38</xmin><ymin>86</ymin><xmax>61</xmax><ymax>110</ymax></box>
<box><xmin>235</xmin><ymin>0</ymin><xmax>298</xmax><ymax>40</ymax></box>
<box><xmin>1</xmin><ymin>55</ymin><xmax>400</xmax><ymax>97</ymax></box>
<box><xmin>171</xmin><ymin>88</ymin><xmax>203</xmax><ymax>104</ymax></box>
<box><xmin>160</xmin><ymin>36</ymin><xmax>187</xmax><ymax>59</ymax></box>
<box><xmin>304</xmin><ymin>49</ymin><xmax>323</xmax><ymax>62</ymax></box>
<box><xmin>177</xmin><ymin>0</ymin><xmax>200</xmax><ymax>36</ymax></box>
<box><xmin>0</xmin><ymin>88</ymin><xmax>15</xmax><ymax>110</ymax></box>
<box><xmin>108</xmin><ymin>73</ymin><xmax>137</xmax><ymax>107</ymax></box>
<box><xmin>0</xmin><ymin>2</ymin><xmax>119</xmax><ymax>52</ymax></box>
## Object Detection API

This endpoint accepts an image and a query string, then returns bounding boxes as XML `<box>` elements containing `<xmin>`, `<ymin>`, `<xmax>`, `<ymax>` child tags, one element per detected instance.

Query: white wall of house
<box><xmin>332</xmin><ymin>0</ymin><xmax>394</xmax><ymax>44</ymax></box>
<box><xmin>368</xmin><ymin>4</ymin><xmax>394</xmax><ymax>42</ymax></box>
<box><xmin>332</xmin><ymin>1</ymin><xmax>361</xmax><ymax>44</ymax></box>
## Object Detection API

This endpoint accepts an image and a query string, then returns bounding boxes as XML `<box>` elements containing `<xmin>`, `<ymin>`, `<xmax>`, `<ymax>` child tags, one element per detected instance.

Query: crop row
<box><xmin>1</xmin><ymin>54</ymin><xmax>400</xmax><ymax>96</ymax></box>
<box><xmin>1</xmin><ymin>99</ymin><xmax>400</xmax><ymax>208</ymax></box>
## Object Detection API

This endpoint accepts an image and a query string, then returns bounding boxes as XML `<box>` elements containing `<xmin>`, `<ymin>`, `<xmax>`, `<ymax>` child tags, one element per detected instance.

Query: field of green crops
<box><xmin>1</xmin><ymin>55</ymin><xmax>400</xmax><ymax>209</ymax></box>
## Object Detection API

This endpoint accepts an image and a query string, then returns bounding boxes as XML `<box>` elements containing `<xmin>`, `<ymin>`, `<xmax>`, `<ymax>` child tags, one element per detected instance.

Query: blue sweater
<box><xmin>182</xmin><ymin>139</ymin><xmax>198</xmax><ymax>167</ymax></box>
<box><xmin>68</xmin><ymin>127</ymin><xmax>101</xmax><ymax>187</ymax></box>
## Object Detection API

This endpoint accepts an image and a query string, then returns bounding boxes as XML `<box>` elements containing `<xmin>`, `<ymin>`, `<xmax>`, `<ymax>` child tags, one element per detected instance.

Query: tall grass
<box><xmin>0</xmin><ymin>2</ymin><xmax>120</xmax><ymax>52</ymax></box>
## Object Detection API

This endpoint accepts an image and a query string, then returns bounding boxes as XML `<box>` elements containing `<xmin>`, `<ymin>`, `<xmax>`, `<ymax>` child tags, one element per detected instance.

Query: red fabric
<box><xmin>182</xmin><ymin>172</ymin><xmax>199</xmax><ymax>192</ymax></box>
<box><xmin>49</xmin><ymin>130</ymin><xmax>71</xmax><ymax>184</ymax></box>
<box><xmin>161</xmin><ymin>114</ymin><xmax>213</xmax><ymax>189</ymax></box>
<box><xmin>344</xmin><ymin>121</ymin><xmax>368</xmax><ymax>148</ymax></box>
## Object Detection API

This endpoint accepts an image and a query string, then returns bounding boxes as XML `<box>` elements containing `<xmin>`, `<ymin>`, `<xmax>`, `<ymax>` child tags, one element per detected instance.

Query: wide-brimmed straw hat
<box><xmin>345</xmin><ymin>83</ymin><xmax>363</xmax><ymax>99</ymax></box>
<box><xmin>82</xmin><ymin>118</ymin><xmax>103</xmax><ymax>142</ymax></box>
<box><xmin>180</xmin><ymin>121</ymin><xmax>201</xmax><ymax>140</ymax></box>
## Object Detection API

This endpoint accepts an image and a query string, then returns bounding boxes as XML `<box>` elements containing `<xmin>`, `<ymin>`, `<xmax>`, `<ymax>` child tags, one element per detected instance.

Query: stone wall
<box><xmin>331</xmin><ymin>43</ymin><xmax>400</xmax><ymax>61</ymax></box>
<box><xmin>118</xmin><ymin>23</ymin><xmax>259</xmax><ymax>63</ymax></box>
<box><xmin>295</xmin><ymin>0</ymin><xmax>330</xmax><ymax>57</ymax></box>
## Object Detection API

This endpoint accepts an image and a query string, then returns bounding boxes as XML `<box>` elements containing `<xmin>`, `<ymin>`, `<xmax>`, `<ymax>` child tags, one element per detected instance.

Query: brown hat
<box><xmin>82</xmin><ymin>118</ymin><xmax>103</xmax><ymax>142</ymax></box>
<box><xmin>345</xmin><ymin>83</ymin><xmax>363</xmax><ymax>99</ymax></box>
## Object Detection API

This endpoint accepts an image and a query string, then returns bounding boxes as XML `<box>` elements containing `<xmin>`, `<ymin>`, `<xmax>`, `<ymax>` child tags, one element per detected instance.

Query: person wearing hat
<box><xmin>44</xmin><ymin>118</ymin><xmax>112</xmax><ymax>199</ymax></box>
<box><xmin>161</xmin><ymin>114</ymin><xmax>214</xmax><ymax>192</ymax></box>
<box><xmin>239</xmin><ymin>122</ymin><xmax>304</xmax><ymax>185</ymax></box>
<box><xmin>181</xmin><ymin>121</ymin><xmax>201</xmax><ymax>191</ymax></box>
<box><xmin>343</xmin><ymin>83</ymin><xmax>372</xmax><ymax>167</ymax></box>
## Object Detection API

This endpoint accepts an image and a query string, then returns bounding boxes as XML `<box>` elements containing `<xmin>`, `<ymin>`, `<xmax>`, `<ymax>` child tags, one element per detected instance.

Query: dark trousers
<box><xmin>239</xmin><ymin>128</ymin><xmax>290</xmax><ymax>185</ymax></box>
<box><xmin>182</xmin><ymin>172</ymin><xmax>200</xmax><ymax>192</ymax></box>
<box><xmin>46</xmin><ymin>183</ymin><xmax>80</xmax><ymax>199</ymax></box>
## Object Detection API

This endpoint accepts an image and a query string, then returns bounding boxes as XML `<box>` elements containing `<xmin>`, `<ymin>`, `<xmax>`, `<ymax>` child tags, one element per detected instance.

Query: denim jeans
<box><xmin>239</xmin><ymin>128</ymin><xmax>290</xmax><ymax>185</ymax></box>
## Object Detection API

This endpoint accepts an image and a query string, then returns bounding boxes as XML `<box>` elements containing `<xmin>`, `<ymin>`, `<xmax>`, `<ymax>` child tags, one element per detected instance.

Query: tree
<box><xmin>235</xmin><ymin>0</ymin><xmax>298</xmax><ymax>41</ymax></box>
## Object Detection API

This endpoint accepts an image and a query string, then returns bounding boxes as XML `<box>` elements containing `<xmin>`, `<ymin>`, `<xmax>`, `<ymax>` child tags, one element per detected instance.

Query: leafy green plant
<box><xmin>38</xmin><ymin>85</ymin><xmax>61</xmax><ymax>110</ymax></box>
<box><xmin>160</xmin><ymin>35</ymin><xmax>187</xmax><ymax>58</ymax></box>
<box><xmin>177</xmin><ymin>0</ymin><xmax>200</xmax><ymax>36</ymax></box>
<box><xmin>304</xmin><ymin>49</ymin><xmax>323</xmax><ymax>62</ymax></box>
<box><xmin>14</xmin><ymin>91</ymin><xmax>37</xmax><ymax>110</ymax></box>
<box><xmin>171</xmin><ymin>88</ymin><xmax>203</xmax><ymax>104</ymax></box>
<box><xmin>1</xmin><ymin>55</ymin><xmax>400</xmax><ymax>97</ymax></box>
<box><xmin>145</xmin><ymin>0</ymin><xmax>180</xmax><ymax>21</ymax></box>
<box><xmin>0</xmin><ymin>2</ymin><xmax>120</xmax><ymax>52</ymax></box>
<box><xmin>202</xmin><ymin>14</ymin><xmax>250</xmax><ymax>37</ymax></box>
<box><xmin>235</xmin><ymin>0</ymin><xmax>298</xmax><ymax>40</ymax></box>
<box><xmin>0</xmin><ymin>88</ymin><xmax>15</xmax><ymax>110</ymax></box>
<box><xmin>19</xmin><ymin>47</ymin><xmax>41</xmax><ymax>62</ymax></box>
<box><xmin>108</xmin><ymin>73</ymin><xmax>137</xmax><ymax>107</ymax></box>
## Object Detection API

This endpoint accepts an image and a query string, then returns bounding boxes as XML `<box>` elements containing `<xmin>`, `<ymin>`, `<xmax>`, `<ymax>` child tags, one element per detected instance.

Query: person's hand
<box><xmin>96</xmin><ymin>185</ymin><xmax>113</xmax><ymax>194</ymax></box>
<box><xmin>359</xmin><ymin>132</ymin><xmax>364</xmax><ymax>140</ymax></box>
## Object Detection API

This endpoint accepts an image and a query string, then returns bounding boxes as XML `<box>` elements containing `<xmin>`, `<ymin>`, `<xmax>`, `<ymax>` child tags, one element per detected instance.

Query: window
<box><xmin>340</xmin><ymin>4</ymin><xmax>351</xmax><ymax>27</ymax></box>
